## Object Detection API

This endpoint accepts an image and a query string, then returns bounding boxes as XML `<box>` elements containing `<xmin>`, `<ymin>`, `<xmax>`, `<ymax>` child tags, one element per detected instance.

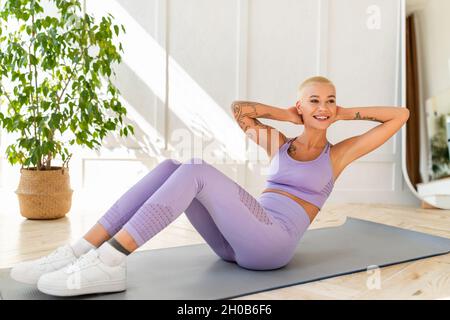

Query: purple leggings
<box><xmin>97</xmin><ymin>158</ymin><xmax>311</xmax><ymax>270</ymax></box>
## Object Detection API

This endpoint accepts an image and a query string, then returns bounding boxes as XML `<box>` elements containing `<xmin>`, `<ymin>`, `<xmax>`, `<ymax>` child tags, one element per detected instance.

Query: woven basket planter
<box><xmin>15</xmin><ymin>166</ymin><xmax>74</xmax><ymax>220</ymax></box>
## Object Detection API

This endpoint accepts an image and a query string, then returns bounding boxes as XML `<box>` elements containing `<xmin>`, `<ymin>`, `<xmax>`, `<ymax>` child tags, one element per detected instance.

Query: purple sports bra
<box><xmin>264</xmin><ymin>137</ymin><xmax>335</xmax><ymax>210</ymax></box>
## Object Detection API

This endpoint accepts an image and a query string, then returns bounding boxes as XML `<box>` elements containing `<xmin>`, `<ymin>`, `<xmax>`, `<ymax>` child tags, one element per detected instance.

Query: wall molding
<box><xmin>156</xmin><ymin>0</ymin><xmax>168</xmax><ymax>150</ymax></box>
<box><xmin>317</xmin><ymin>0</ymin><xmax>329</xmax><ymax>76</ymax></box>
<box><xmin>236</xmin><ymin>0</ymin><xmax>248</xmax><ymax>101</ymax></box>
<box><xmin>237</xmin><ymin>0</ymin><xmax>249</xmax><ymax>187</ymax></box>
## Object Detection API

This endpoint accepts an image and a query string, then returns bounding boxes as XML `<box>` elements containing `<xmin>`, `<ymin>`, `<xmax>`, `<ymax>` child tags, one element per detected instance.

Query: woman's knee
<box><xmin>178</xmin><ymin>157</ymin><xmax>211</xmax><ymax>175</ymax></box>
<box><xmin>183</xmin><ymin>157</ymin><xmax>208</xmax><ymax>166</ymax></box>
<box><xmin>161</xmin><ymin>158</ymin><xmax>183</xmax><ymax>167</ymax></box>
<box><xmin>144</xmin><ymin>159</ymin><xmax>181</xmax><ymax>179</ymax></box>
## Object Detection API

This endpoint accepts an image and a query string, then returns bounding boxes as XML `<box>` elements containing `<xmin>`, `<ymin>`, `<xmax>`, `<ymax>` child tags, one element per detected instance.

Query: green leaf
<box><xmin>29</xmin><ymin>54</ymin><xmax>38</xmax><ymax>65</ymax></box>
<box><xmin>0</xmin><ymin>0</ymin><xmax>127</xmax><ymax>169</ymax></box>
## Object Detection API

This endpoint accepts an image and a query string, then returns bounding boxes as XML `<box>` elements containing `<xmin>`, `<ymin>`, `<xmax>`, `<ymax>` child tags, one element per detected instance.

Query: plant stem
<box><xmin>0</xmin><ymin>83</ymin><xmax>12</xmax><ymax>104</ymax></box>
<box><xmin>45</xmin><ymin>129</ymin><xmax>54</xmax><ymax>169</ymax></box>
<box><xmin>56</xmin><ymin>58</ymin><xmax>83</xmax><ymax>105</ymax></box>
<box><xmin>31</xmin><ymin>0</ymin><xmax>42</xmax><ymax>170</ymax></box>
<box><xmin>28</xmin><ymin>40</ymin><xmax>37</xmax><ymax>170</ymax></box>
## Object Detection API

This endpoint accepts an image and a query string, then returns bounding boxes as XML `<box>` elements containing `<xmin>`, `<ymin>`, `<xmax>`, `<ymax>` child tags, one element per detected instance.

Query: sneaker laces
<box><xmin>65</xmin><ymin>250</ymin><xmax>99</xmax><ymax>274</ymax></box>
<box><xmin>35</xmin><ymin>245</ymin><xmax>72</xmax><ymax>270</ymax></box>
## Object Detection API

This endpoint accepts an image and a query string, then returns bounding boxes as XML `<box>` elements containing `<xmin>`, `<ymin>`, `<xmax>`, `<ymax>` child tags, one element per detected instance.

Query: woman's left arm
<box><xmin>333</xmin><ymin>106</ymin><xmax>410</xmax><ymax>169</ymax></box>
<box><xmin>335</xmin><ymin>106</ymin><xmax>409</xmax><ymax>124</ymax></box>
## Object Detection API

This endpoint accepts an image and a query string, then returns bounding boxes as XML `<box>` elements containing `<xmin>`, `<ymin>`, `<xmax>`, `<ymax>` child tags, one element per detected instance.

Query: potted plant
<box><xmin>0</xmin><ymin>0</ymin><xmax>134</xmax><ymax>219</ymax></box>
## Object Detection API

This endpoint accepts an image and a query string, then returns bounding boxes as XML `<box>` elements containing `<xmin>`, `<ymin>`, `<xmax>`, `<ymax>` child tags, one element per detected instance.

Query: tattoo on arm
<box><xmin>232</xmin><ymin>102</ymin><xmax>273</xmax><ymax>121</ymax></box>
<box><xmin>353</xmin><ymin>112</ymin><xmax>385</xmax><ymax>123</ymax></box>
<box><xmin>232</xmin><ymin>102</ymin><xmax>273</xmax><ymax>132</ymax></box>
<box><xmin>238</xmin><ymin>118</ymin><xmax>272</xmax><ymax>137</ymax></box>
<box><xmin>232</xmin><ymin>103</ymin><xmax>257</xmax><ymax>120</ymax></box>
<box><xmin>232</xmin><ymin>101</ymin><xmax>288</xmax><ymax>154</ymax></box>
<box><xmin>253</xmin><ymin>118</ymin><xmax>271</xmax><ymax>130</ymax></box>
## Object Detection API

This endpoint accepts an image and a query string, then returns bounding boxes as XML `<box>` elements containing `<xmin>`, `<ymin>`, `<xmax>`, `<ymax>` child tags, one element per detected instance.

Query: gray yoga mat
<box><xmin>1</xmin><ymin>218</ymin><xmax>449</xmax><ymax>300</ymax></box>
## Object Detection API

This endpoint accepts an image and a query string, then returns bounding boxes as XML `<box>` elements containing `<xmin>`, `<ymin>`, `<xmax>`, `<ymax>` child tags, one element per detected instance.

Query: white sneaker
<box><xmin>10</xmin><ymin>244</ymin><xmax>78</xmax><ymax>285</ymax></box>
<box><xmin>37</xmin><ymin>249</ymin><xmax>127</xmax><ymax>297</ymax></box>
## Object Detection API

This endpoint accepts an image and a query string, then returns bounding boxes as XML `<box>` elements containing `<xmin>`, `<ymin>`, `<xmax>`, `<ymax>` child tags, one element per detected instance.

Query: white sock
<box><xmin>70</xmin><ymin>237</ymin><xmax>96</xmax><ymax>258</ymax></box>
<box><xmin>97</xmin><ymin>242</ymin><xmax>126</xmax><ymax>267</ymax></box>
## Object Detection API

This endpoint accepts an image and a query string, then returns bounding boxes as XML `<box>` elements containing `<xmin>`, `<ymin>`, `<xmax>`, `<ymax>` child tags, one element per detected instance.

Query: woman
<box><xmin>10</xmin><ymin>76</ymin><xmax>410</xmax><ymax>296</ymax></box>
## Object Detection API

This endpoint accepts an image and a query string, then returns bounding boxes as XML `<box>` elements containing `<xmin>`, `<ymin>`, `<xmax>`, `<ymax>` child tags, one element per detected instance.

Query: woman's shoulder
<box><xmin>268</xmin><ymin>136</ymin><xmax>292</xmax><ymax>162</ymax></box>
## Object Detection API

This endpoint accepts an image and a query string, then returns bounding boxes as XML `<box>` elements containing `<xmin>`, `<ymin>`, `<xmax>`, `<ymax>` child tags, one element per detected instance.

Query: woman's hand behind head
<box><xmin>287</xmin><ymin>106</ymin><xmax>304</xmax><ymax>125</ymax></box>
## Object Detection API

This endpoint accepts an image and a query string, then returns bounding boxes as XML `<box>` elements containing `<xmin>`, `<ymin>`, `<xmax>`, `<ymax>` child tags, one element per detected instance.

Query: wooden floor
<box><xmin>0</xmin><ymin>188</ymin><xmax>449</xmax><ymax>300</ymax></box>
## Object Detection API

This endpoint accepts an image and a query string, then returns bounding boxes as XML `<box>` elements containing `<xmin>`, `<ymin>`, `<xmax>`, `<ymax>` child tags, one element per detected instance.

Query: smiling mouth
<box><xmin>313</xmin><ymin>115</ymin><xmax>330</xmax><ymax>121</ymax></box>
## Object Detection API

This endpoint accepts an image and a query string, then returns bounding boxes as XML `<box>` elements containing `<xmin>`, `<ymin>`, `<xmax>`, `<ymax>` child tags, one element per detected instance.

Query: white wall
<box><xmin>325</xmin><ymin>0</ymin><xmax>416</xmax><ymax>205</ymax></box>
<box><xmin>0</xmin><ymin>0</ymin><xmax>419</xmax><ymax>206</ymax></box>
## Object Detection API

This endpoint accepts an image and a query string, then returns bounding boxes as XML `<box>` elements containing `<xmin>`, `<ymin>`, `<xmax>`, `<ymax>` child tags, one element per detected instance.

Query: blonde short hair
<box><xmin>298</xmin><ymin>76</ymin><xmax>335</xmax><ymax>97</ymax></box>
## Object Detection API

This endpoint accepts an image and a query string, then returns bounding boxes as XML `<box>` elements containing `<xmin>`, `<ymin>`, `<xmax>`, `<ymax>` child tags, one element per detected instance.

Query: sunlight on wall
<box><xmin>88</xmin><ymin>0</ymin><xmax>247</xmax><ymax>163</ymax></box>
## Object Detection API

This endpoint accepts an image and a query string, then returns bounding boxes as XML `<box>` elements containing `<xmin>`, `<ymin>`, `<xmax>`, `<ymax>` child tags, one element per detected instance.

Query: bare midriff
<box><xmin>261</xmin><ymin>188</ymin><xmax>319</xmax><ymax>223</ymax></box>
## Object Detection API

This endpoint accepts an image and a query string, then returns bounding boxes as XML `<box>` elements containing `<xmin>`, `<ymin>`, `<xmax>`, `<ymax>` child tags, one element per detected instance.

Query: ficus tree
<box><xmin>0</xmin><ymin>0</ymin><xmax>134</xmax><ymax>170</ymax></box>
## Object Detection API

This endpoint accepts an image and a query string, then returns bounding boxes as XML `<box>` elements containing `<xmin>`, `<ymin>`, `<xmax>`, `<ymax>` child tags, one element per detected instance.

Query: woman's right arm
<box><xmin>230</xmin><ymin>101</ymin><xmax>303</xmax><ymax>158</ymax></box>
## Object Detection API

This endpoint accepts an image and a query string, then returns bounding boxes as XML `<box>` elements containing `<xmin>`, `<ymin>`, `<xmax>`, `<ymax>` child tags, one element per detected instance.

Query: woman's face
<box><xmin>297</xmin><ymin>83</ymin><xmax>337</xmax><ymax>129</ymax></box>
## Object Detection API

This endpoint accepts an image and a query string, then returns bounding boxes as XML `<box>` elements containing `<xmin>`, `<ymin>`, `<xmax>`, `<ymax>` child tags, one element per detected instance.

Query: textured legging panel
<box><xmin>97</xmin><ymin>158</ymin><xmax>309</xmax><ymax>270</ymax></box>
<box><xmin>98</xmin><ymin>159</ymin><xmax>183</xmax><ymax>236</ymax></box>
